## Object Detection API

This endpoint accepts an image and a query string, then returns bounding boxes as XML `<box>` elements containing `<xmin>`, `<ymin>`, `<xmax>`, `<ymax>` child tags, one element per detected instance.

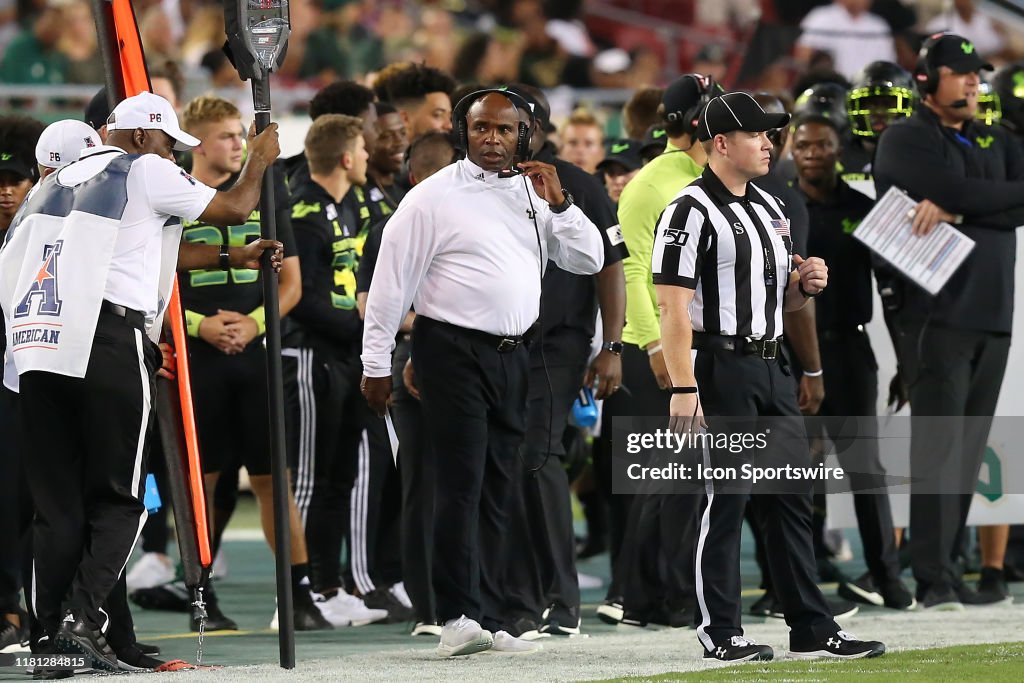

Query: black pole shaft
<box><xmin>253</xmin><ymin>77</ymin><xmax>295</xmax><ymax>669</ymax></box>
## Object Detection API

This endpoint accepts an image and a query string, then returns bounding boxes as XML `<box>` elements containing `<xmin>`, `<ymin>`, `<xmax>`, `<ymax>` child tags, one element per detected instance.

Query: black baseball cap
<box><xmin>85</xmin><ymin>88</ymin><xmax>112</xmax><ymax>131</ymax></box>
<box><xmin>697</xmin><ymin>92</ymin><xmax>791</xmax><ymax>142</ymax></box>
<box><xmin>504</xmin><ymin>84</ymin><xmax>554</xmax><ymax>133</ymax></box>
<box><xmin>0</xmin><ymin>151</ymin><xmax>34</xmax><ymax>180</ymax></box>
<box><xmin>640</xmin><ymin>124</ymin><xmax>668</xmax><ymax>156</ymax></box>
<box><xmin>924</xmin><ymin>33</ymin><xmax>993</xmax><ymax>74</ymax></box>
<box><xmin>598</xmin><ymin>138</ymin><xmax>642</xmax><ymax>173</ymax></box>
<box><xmin>662</xmin><ymin>74</ymin><xmax>711</xmax><ymax>123</ymax></box>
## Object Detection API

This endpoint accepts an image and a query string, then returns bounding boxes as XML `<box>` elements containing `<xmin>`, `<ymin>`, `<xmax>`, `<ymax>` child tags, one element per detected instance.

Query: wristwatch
<box><xmin>219</xmin><ymin>243</ymin><xmax>231</xmax><ymax>271</ymax></box>
<box><xmin>550</xmin><ymin>190</ymin><xmax>574</xmax><ymax>214</ymax></box>
<box><xmin>798</xmin><ymin>281</ymin><xmax>819</xmax><ymax>299</ymax></box>
<box><xmin>602</xmin><ymin>340</ymin><xmax>624</xmax><ymax>356</ymax></box>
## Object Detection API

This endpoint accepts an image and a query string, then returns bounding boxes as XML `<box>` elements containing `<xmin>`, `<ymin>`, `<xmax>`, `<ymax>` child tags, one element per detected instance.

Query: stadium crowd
<box><xmin>3</xmin><ymin>0</ymin><xmax>1024</xmax><ymax>674</ymax></box>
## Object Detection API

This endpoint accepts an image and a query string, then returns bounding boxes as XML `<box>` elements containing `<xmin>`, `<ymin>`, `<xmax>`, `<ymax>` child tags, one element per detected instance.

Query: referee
<box><xmin>653</xmin><ymin>92</ymin><xmax>885</xmax><ymax>661</ymax></box>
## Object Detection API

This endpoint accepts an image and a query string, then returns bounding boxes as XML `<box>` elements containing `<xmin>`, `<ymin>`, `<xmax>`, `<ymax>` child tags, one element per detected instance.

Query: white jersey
<box><xmin>0</xmin><ymin>146</ymin><xmax>215</xmax><ymax>388</ymax></box>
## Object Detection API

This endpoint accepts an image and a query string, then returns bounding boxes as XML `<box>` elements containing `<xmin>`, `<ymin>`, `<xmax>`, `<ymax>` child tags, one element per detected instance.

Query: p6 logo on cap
<box><xmin>149</xmin><ymin>113</ymin><xmax>163</xmax><ymax>123</ymax></box>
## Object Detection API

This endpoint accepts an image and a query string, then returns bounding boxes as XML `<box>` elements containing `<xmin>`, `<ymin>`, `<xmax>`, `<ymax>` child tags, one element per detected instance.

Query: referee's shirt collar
<box><xmin>700</xmin><ymin>164</ymin><xmax>753</xmax><ymax>205</ymax></box>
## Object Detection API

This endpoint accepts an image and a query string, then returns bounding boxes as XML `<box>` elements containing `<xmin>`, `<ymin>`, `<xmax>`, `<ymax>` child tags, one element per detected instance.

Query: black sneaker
<box><xmin>749</xmin><ymin>591</ymin><xmax>784</xmax><ymax>619</ymax></box>
<box><xmin>361</xmin><ymin>587</ymin><xmax>415</xmax><ymax>624</ymax></box>
<box><xmin>977</xmin><ymin>567</ymin><xmax>1013</xmax><ymax>604</ymax></box>
<box><xmin>294</xmin><ymin>596</ymin><xmax>334</xmax><ymax>631</ymax></box>
<box><xmin>667</xmin><ymin>604</ymin><xmax>695</xmax><ymax>629</ymax></box>
<box><xmin>828</xmin><ymin>598</ymin><xmax>859</xmax><ymax>620</ymax></box>
<box><xmin>789</xmin><ymin>629</ymin><xmax>885</xmax><ymax>659</ymax></box>
<box><xmin>0</xmin><ymin>619</ymin><xmax>21</xmax><ymax>653</ymax></box>
<box><xmin>115</xmin><ymin>645</ymin><xmax>164</xmax><ymax>672</ymax></box>
<box><xmin>956</xmin><ymin>578</ymin><xmax>1012</xmax><ymax>606</ymax></box>
<box><xmin>881</xmin><ymin>579</ymin><xmax>917</xmax><ymax>610</ymax></box>
<box><xmin>595</xmin><ymin>599</ymin><xmax>623</xmax><ymax>625</ymax></box>
<box><xmin>136</xmin><ymin>641</ymin><xmax>161</xmax><ymax>656</ymax></box>
<box><xmin>539</xmin><ymin>605</ymin><xmax>581</xmax><ymax>635</ymax></box>
<box><xmin>504</xmin><ymin>617</ymin><xmax>542</xmax><ymax>640</ymax></box>
<box><xmin>620</xmin><ymin>604</ymin><xmax>670</xmax><ymax>628</ymax></box>
<box><xmin>55</xmin><ymin>611</ymin><xmax>119</xmax><ymax>672</ymax></box>
<box><xmin>190</xmin><ymin>587</ymin><xmax>238</xmax><ymax>632</ymax></box>
<box><xmin>921</xmin><ymin>585</ymin><xmax>964</xmax><ymax>611</ymax></box>
<box><xmin>838</xmin><ymin>572</ymin><xmax>884</xmax><ymax>607</ymax></box>
<box><xmin>130</xmin><ymin>580</ymin><xmax>191</xmax><ymax>612</ymax></box>
<box><xmin>703</xmin><ymin>636</ymin><xmax>774</xmax><ymax>662</ymax></box>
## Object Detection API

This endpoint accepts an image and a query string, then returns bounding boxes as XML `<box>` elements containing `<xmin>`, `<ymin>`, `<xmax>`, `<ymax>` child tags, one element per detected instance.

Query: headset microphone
<box><xmin>951</xmin><ymin>99</ymin><xmax>969</xmax><ymax>108</ymax></box>
<box><xmin>497</xmin><ymin>167</ymin><xmax>522</xmax><ymax>178</ymax></box>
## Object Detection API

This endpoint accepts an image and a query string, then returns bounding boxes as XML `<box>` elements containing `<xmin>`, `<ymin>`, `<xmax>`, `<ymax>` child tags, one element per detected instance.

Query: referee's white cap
<box><xmin>106</xmin><ymin>91</ymin><xmax>200</xmax><ymax>151</ymax></box>
<box><xmin>35</xmin><ymin>119</ymin><xmax>101</xmax><ymax>170</ymax></box>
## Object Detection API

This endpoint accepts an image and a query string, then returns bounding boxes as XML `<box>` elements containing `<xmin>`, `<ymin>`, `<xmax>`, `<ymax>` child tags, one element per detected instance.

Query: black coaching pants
<box><xmin>896</xmin><ymin>318</ymin><xmax>1010</xmax><ymax>597</ymax></box>
<box><xmin>412</xmin><ymin>317</ymin><xmax>529</xmax><ymax>627</ymax></box>
<box><xmin>20</xmin><ymin>310</ymin><xmax>157</xmax><ymax>636</ymax></box>
<box><xmin>693</xmin><ymin>349</ymin><xmax>835</xmax><ymax>650</ymax></box>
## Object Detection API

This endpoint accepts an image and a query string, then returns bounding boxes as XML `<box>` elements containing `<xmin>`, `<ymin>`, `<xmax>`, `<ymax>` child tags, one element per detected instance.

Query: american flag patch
<box><xmin>771</xmin><ymin>218</ymin><xmax>789</xmax><ymax>237</ymax></box>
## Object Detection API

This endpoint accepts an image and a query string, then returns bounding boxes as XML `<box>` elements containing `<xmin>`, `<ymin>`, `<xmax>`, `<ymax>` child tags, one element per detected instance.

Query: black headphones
<box><xmin>665</xmin><ymin>74</ymin><xmax>721</xmax><ymax>135</ymax></box>
<box><xmin>914</xmin><ymin>32</ymin><xmax>947</xmax><ymax>96</ymax></box>
<box><xmin>451</xmin><ymin>87</ymin><xmax>536</xmax><ymax>166</ymax></box>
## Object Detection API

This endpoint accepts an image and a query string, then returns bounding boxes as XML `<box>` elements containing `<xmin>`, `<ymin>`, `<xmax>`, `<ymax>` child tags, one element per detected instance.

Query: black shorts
<box><xmin>190</xmin><ymin>341</ymin><xmax>272</xmax><ymax>476</ymax></box>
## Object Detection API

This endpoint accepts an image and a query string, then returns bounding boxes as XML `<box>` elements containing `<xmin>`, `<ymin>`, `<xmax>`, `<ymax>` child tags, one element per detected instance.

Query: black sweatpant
<box><xmin>392</xmin><ymin>335</ymin><xmax>436</xmax><ymax>622</ymax></box>
<box><xmin>896</xmin><ymin>318</ymin><xmax>1010</xmax><ymax>596</ymax></box>
<box><xmin>285</xmin><ymin>345</ymin><xmax>378</xmax><ymax>594</ymax></box>
<box><xmin>693</xmin><ymin>349</ymin><xmax>835</xmax><ymax>650</ymax></box>
<box><xmin>594</xmin><ymin>343</ymin><xmax>665</xmax><ymax>599</ymax></box>
<box><xmin>505</xmin><ymin>344</ymin><xmax>588</xmax><ymax>623</ymax></box>
<box><xmin>0</xmin><ymin>386</ymin><xmax>31</xmax><ymax>613</ymax></box>
<box><xmin>412</xmin><ymin>317</ymin><xmax>529</xmax><ymax>627</ymax></box>
<box><xmin>814</xmin><ymin>331</ymin><xmax>900</xmax><ymax>586</ymax></box>
<box><xmin>21</xmin><ymin>310</ymin><xmax>157</xmax><ymax>635</ymax></box>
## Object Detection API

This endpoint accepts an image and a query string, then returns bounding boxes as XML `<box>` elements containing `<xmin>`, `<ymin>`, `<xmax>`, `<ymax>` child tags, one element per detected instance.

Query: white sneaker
<box><xmin>212</xmin><ymin>549</ymin><xmax>228</xmax><ymax>581</ymax></box>
<box><xmin>436</xmin><ymin>616</ymin><xmax>493</xmax><ymax>657</ymax></box>
<box><xmin>577</xmin><ymin>572</ymin><xmax>603</xmax><ymax>589</ymax></box>
<box><xmin>389</xmin><ymin>582</ymin><xmax>413</xmax><ymax>609</ymax></box>
<box><xmin>125</xmin><ymin>553</ymin><xmax>175</xmax><ymax>592</ymax></box>
<box><xmin>411</xmin><ymin>621</ymin><xmax>443</xmax><ymax>637</ymax></box>
<box><xmin>270</xmin><ymin>608</ymin><xmax>279</xmax><ymax>630</ymax></box>
<box><xmin>315</xmin><ymin>590</ymin><xmax>387</xmax><ymax>627</ymax></box>
<box><xmin>490</xmin><ymin>630</ymin><xmax>542</xmax><ymax>653</ymax></box>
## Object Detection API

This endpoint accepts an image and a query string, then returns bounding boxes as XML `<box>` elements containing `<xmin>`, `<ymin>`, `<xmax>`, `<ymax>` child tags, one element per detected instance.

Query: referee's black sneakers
<box><xmin>703</xmin><ymin>636</ymin><xmax>774</xmax><ymax>662</ymax></box>
<box><xmin>788</xmin><ymin>629</ymin><xmax>886</xmax><ymax>659</ymax></box>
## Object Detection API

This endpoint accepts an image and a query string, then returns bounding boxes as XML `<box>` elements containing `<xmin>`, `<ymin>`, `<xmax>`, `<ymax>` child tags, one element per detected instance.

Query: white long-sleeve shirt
<box><xmin>361</xmin><ymin>158</ymin><xmax>604</xmax><ymax>377</ymax></box>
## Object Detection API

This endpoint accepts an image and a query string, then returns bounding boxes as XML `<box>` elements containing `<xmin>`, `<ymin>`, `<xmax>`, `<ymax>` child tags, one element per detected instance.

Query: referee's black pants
<box><xmin>694</xmin><ymin>349</ymin><xmax>835</xmax><ymax>650</ymax></box>
<box><xmin>895</xmin><ymin>318</ymin><xmax>1010</xmax><ymax>597</ymax></box>
<box><xmin>21</xmin><ymin>310</ymin><xmax>157</xmax><ymax>636</ymax></box>
<box><xmin>814</xmin><ymin>330</ymin><xmax>900</xmax><ymax>586</ymax></box>
<box><xmin>0</xmin><ymin>386</ymin><xmax>31</xmax><ymax>615</ymax></box>
<box><xmin>504</xmin><ymin>336</ymin><xmax>588</xmax><ymax>624</ymax></box>
<box><xmin>412</xmin><ymin>317</ymin><xmax>529</xmax><ymax>627</ymax></box>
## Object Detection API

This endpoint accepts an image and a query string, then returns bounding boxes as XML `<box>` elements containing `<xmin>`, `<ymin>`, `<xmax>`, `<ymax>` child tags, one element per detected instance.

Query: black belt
<box><xmin>419</xmin><ymin>317</ymin><xmax>536</xmax><ymax>353</ymax></box>
<box><xmin>818</xmin><ymin>325</ymin><xmax>866</xmax><ymax>342</ymax></box>
<box><xmin>101</xmin><ymin>300</ymin><xmax>146</xmax><ymax>331</ymax></box>
<box><xmin>692</xmin><ymin>332</ymin><xmax>782</xmax><ymax>360</ymax></box>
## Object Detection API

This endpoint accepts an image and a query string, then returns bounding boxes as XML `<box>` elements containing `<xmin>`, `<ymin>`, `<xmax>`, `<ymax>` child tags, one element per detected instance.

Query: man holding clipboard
<box><xmin>873</xmin><ymin>32</ymin><xmax>1024</xmax><ymax>610</ymax></box>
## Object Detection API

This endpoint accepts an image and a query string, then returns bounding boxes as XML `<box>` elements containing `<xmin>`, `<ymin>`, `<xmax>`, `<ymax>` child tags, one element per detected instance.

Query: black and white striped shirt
<box><xmin>651</xmin><ymin>166</ymin><xmax>793</xmax><ymax>340</ymax></box>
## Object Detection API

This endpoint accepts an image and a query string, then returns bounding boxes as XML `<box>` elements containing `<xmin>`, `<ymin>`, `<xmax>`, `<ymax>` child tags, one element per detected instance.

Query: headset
<box><xmin>914</xmin><ymin>32</ymin><xmax>948</xmax><ymax>96</ymax></box>
<box><xmin>664</xmin><ymin>74</ymin><xmax>723</xmax><ymax>136</ymax></box>
<box><xmin>451</xmin><ymin>87</ymin><xmax>536</xmax><ymax>176</ymax></box>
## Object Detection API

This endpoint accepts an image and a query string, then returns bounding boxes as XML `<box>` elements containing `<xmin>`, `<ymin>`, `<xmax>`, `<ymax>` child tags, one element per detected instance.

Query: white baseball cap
<box><xmin>35</xmin><ymin>119</ymin><xmax>101</xmax><ymax>169</ymax></box>
<box><xmin>106</xmin><ymin>91</ymin><xmax>200</xmax><ymax>151</ymax></box>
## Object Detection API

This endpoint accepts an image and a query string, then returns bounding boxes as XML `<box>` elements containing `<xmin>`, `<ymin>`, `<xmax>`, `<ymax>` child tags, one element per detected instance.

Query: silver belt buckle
<box><xmin>760</xmin><ymin>339</ymin><xmax>779</xmax><ymax>360</ymax></box>
<box><xmin>497</xmin><ymin>337</ymin><xmax>519</xmax><ymax>353</ymax></box>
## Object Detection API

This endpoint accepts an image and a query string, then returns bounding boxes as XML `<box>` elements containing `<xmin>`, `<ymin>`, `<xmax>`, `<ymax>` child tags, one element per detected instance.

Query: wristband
<box><xmin>670</xmin><ymin>386</ymin><xmax>698</xmax><ymax>394</ymax></box>
<box><xmin>803</xmin><ymin>368</ymin><xmax>823</xmax><ymax>377</ymax></box>
<box><xmin>249</xmin><ymin>306</ymin><xmax>266</xmax><ymax>336</ymax></box>
<box><xmin>799</xmin><ymin>281</ymin><xmax>819</xmax><ymax>298</ymax></box>
<box><xmin>647</xmin><ymin>343</ymin><xmax>663</xmax><ymax>356</ymax></box>
<box><xmin>219</xmin><ymin>243</ymin><xmax>231</xmax><ymax>271</ymax></box>
<box><xmin>185</xmin><ymin>310</ymin><xmax>206</xmax><ymax>338</ymax></box>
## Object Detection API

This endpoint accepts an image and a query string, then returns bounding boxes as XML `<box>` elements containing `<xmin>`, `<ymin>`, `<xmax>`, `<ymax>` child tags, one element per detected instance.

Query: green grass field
<box><xmin>593</xmin><ymin>642</ymin><xmax>1024</xmax><ymax>683</ymax></box>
